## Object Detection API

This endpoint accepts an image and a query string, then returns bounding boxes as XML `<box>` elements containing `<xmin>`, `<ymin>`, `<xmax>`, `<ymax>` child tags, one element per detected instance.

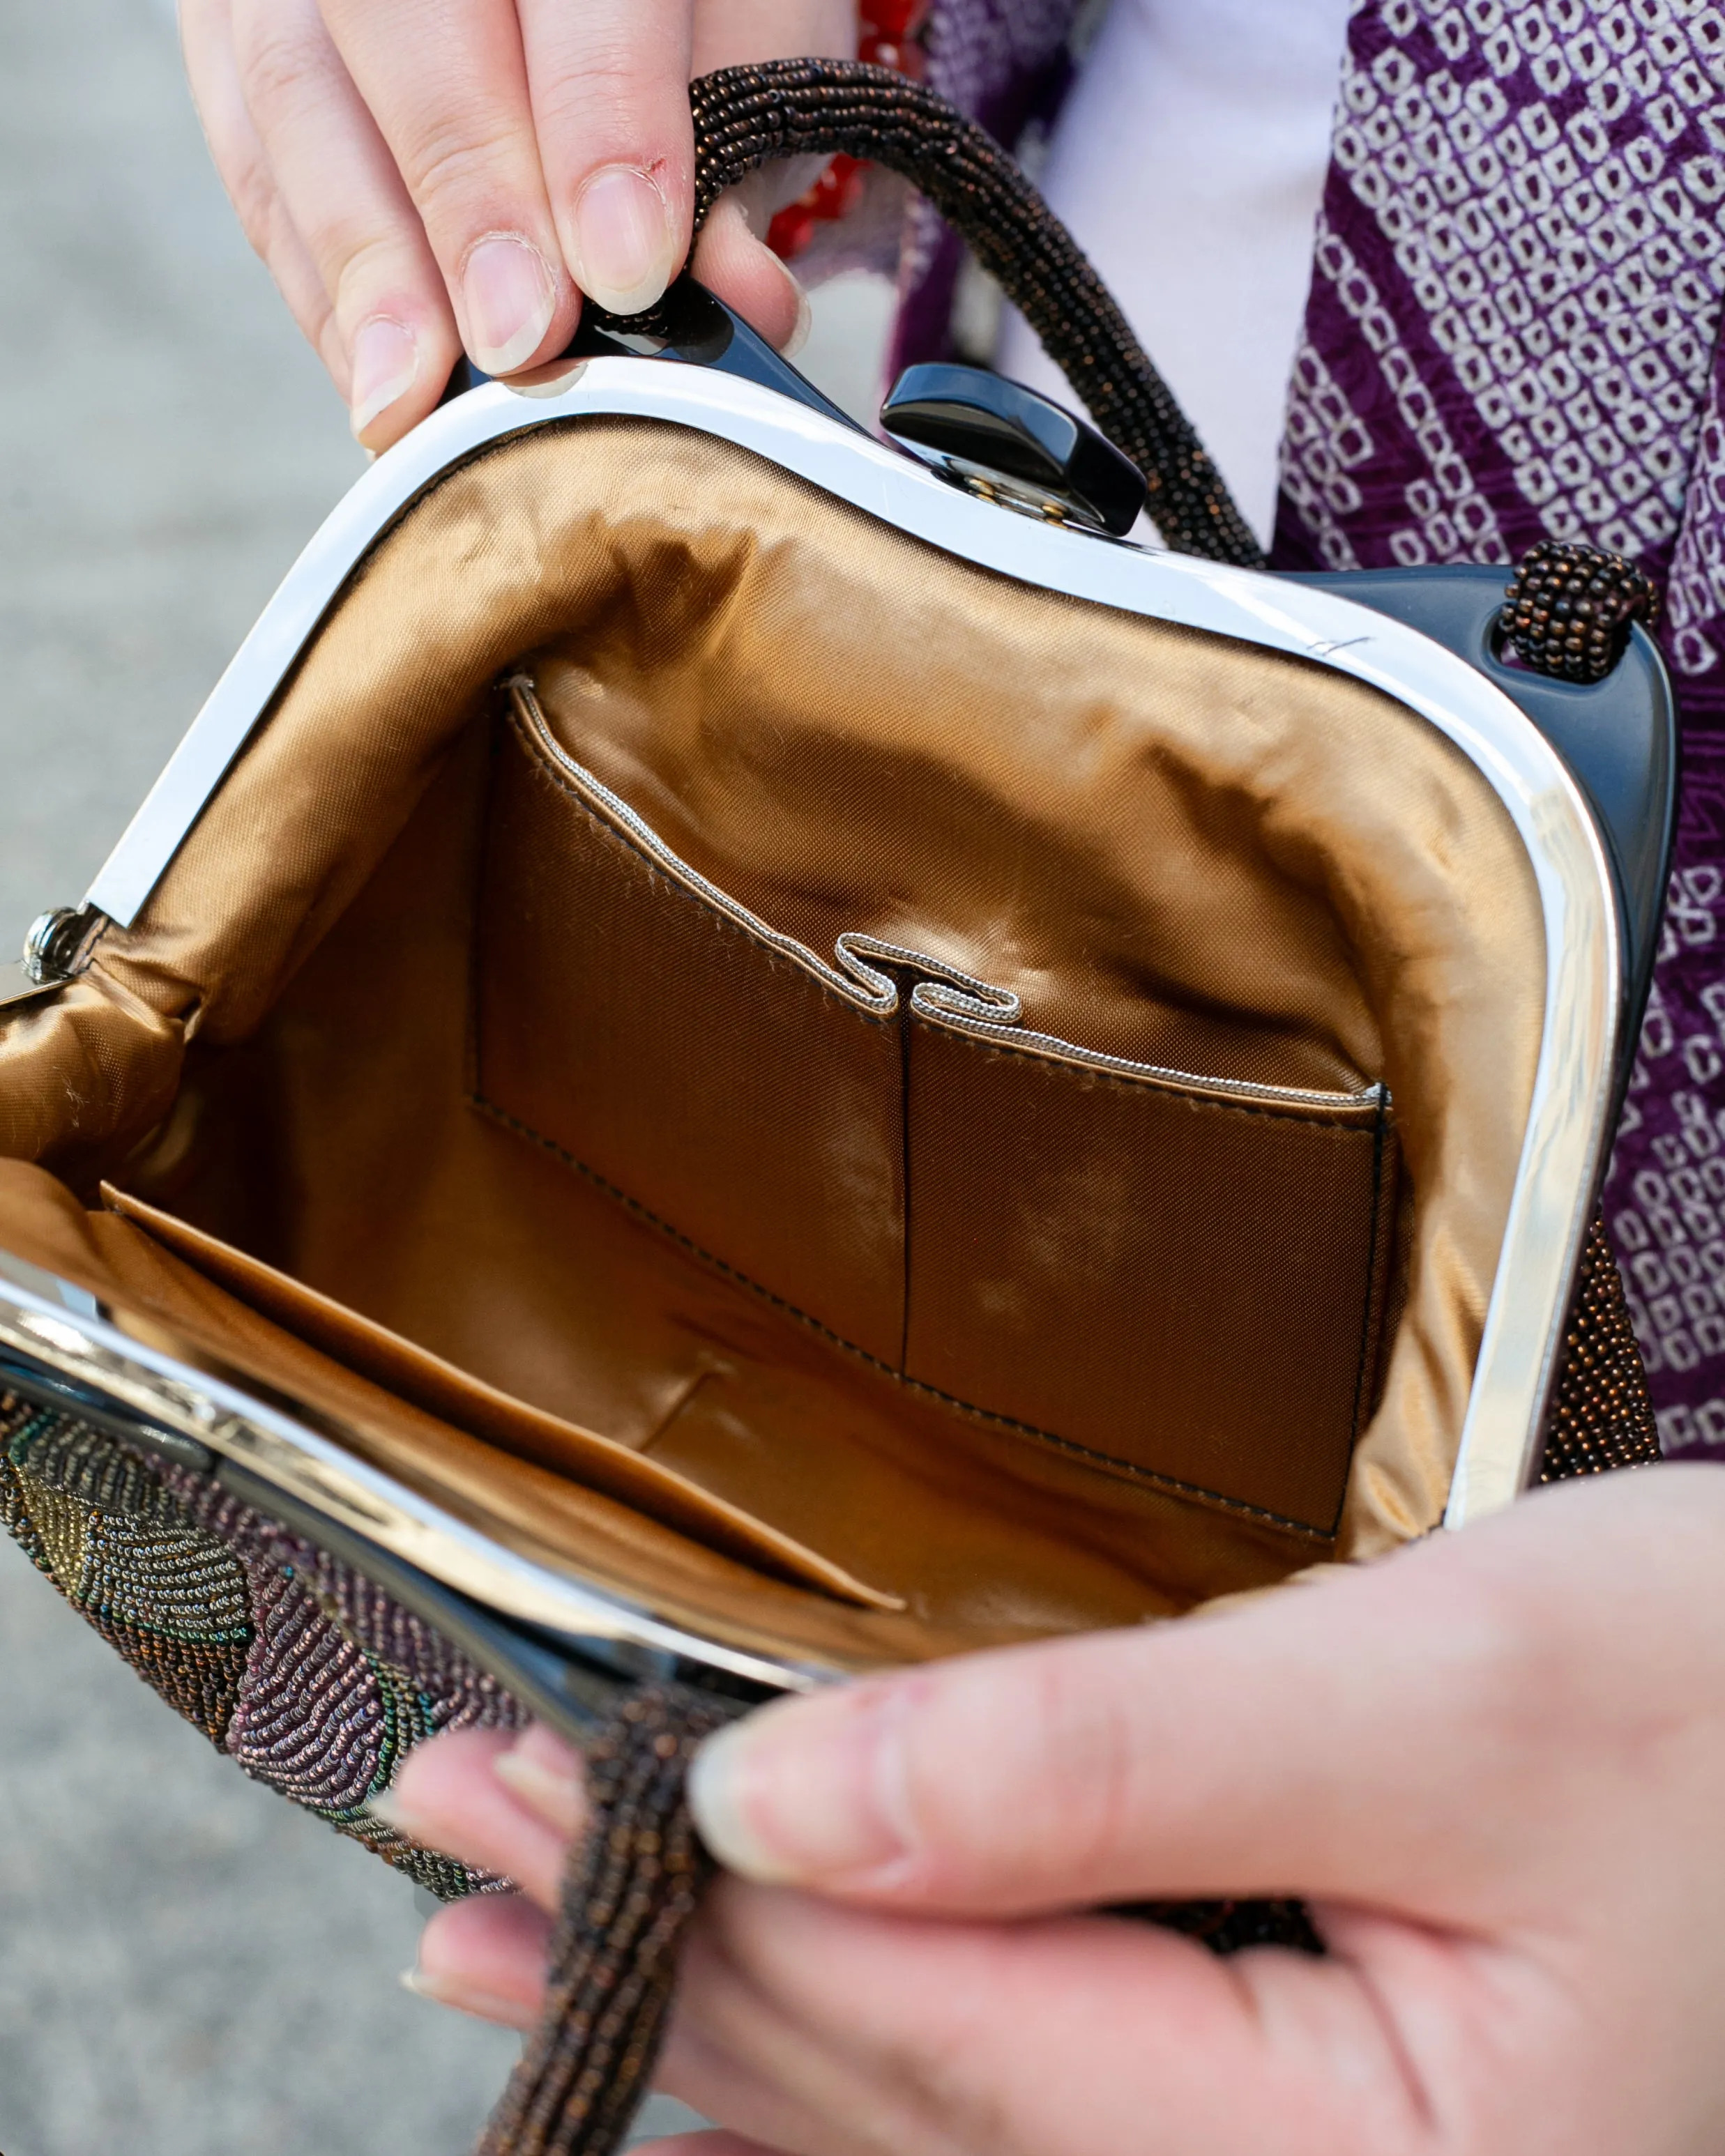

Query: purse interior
<box><xmin>0</xmin><ymin>418</ymin><xmax>1546</xmax><ymax>1674</ymax></box>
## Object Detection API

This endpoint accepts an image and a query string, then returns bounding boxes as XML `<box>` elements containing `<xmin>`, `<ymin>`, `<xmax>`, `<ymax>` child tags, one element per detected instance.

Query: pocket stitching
<box><xmin>506</xmin><ymin>701</ymin><xmax>899</xmax><ymax>1030</ymax></box>
<box><xmin>467</xmin><ymin>1088</ymin><xmax>1337</xmax><ymax>1545</ymax></box>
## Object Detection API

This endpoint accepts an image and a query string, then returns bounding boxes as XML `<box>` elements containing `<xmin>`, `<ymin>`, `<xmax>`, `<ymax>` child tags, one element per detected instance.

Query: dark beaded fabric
<box><xmin>478</xmin><ymin>1686</ymin><xmax>744</xmax><ymax>2156</ymax></box>
<box><xmin>1498</xmin><ymin>540</ymin><xmax>1662</xmax><ymax>1484</ymax></box>
<box><xmin>1537</xmin><ymin>1214</ymin><xmax>1662</xmax><ymax>1481</ymax></box>
<box><xmin>0</xmin><ymin>1391</ymin><xmax>519</xmax><ymax>1901</ymax></box>
<box><xmin>676</xmin><ymin>59</ymin><xmax>1265</xmax><ymax>567</ymax></box>
<box><xmin>1</xmin><ymin>1400</ymin><xmax>251</xmax><ymax>1741</ymax></box>
<box><xmin>1500</xmin><ymin>538</ymin><xmax>1659</xmax><ymax>684</ymax></box>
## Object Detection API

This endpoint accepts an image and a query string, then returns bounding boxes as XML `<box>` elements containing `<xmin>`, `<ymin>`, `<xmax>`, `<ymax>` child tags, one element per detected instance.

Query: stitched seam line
<box><xmin>508</xmin><ymin>701</ymin><xmax>1379</xmax><ymax>1122</ymax></box>
<box><xmin>918</xmin><ymin>1018</ymin><xmax>1385</xmax><ymax>1129</ymax></box>
<box><xmin>1331</xmin><ymin>1086</ymin><xmax>1395</xmax><ymax>1540</ymax></box>
<box><xmin>468</xmin><ymin>1089</ymin><xmax>1332</xmax><ymax>1544</ymax></box>
<box><xmin>507</xmin><ymin>706</ymin><xmax>895</xmax><ymax>1028</ymax></box>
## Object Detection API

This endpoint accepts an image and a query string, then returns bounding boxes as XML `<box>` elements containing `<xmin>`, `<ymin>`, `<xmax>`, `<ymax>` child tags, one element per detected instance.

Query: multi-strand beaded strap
<box><xmin>479</xmin><ymin>1686</ymin><xmax>743</xmax><ymax>2156</ymax></box>
<box><xmin>678</xmin><ymin>58</ymin><xmax>1265</xmax><ymax>567</ymax></box>
<box><xmin>678</xmin><ymin>59</ymin><xmax>1675</xmax><ymax>681</ymax></box>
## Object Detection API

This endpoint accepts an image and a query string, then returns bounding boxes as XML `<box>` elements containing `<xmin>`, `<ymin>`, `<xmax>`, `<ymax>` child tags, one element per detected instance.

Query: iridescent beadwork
<box><xmin>2</xmin><ymin>1407</ymin><xmax>251</xmax><ymax>1742</ymax></box>
<box><xmin>0</xmin><ymin>1396</ymin><xmax>521</xmax><ymax>1900</ymax></box>
<box><xmin>1538</xmin><ymin>1215</ymin><xmax>1662</xmax><ymax>1482</ymax></box>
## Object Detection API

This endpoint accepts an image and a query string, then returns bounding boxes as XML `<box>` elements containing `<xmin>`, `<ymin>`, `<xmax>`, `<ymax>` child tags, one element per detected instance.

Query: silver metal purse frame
<box><xmin>0</xmin><ymin>357</ymin><xmax>1621</xmax><ymax>1690</ymax></box>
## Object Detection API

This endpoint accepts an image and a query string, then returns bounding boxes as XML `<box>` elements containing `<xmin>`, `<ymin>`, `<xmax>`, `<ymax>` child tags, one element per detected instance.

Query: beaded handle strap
<box><xmin>661</xmin><ymin>58</ymin><xmax>1678</xmax><ymax>671</ymax></box>
<box><xmin>480</xmin><ymin>1685</ymin><xmax>744</xmax><ymax>2156</ymax></box>
<box><xmin>672</xmin><ymin>57</ymin><xmax>1266</xmax><ymax>567</ymax></box>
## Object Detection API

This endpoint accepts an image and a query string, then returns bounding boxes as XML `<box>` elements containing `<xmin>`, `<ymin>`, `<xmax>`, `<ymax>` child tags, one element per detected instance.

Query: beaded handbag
<box><xmin>0</xmin><ymin>59</ymin><xmax>1670</xmax><ymax>2156</ymax></box>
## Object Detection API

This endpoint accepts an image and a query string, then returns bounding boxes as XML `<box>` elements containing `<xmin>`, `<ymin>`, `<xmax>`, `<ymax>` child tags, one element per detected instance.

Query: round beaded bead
<box><xmin>1499</xmin><ymin>538</ymin><xmax>1660</xmax><ymax>685</ymax></box>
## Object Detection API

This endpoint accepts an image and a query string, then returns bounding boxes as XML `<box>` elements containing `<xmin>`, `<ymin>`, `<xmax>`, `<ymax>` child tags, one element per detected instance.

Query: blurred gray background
<box><xmin>0</xmin><ymin>2</ymin><xmax>888</xmax><ymax>2149</ymax></box>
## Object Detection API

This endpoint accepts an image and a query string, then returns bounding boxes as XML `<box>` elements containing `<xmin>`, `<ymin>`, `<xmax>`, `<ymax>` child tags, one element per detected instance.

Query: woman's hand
<box><xmin>383</xmin><ymin>1465</ymin><xmax>1725</xmax><ymax>2156</ymax></box>
<box><xmin>180</xmin><ymin>0</ymin><xmax>853</xmax><ymax>449</ymax></box>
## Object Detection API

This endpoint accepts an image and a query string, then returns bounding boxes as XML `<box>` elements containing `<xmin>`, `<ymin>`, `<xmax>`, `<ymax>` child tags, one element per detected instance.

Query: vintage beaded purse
<box><xmin>0</xmin><ymin>60</ymin><xmax>1671</xmax><ymax>2156</ymax></box>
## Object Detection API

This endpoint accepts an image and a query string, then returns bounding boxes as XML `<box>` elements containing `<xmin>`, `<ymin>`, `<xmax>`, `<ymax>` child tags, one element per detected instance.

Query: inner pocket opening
<box><xmin>478</xmin><ymin>674</ymin><xmax>1399</xmax><ymax>1545</ymax></box>
<box><xmin>0</xmin><ymin>418</ymin><xmax>1552</xmax><ymax>1667</ymax></box>
<box><xmin>116</xmin><ymin>651</ymin><xmax>1408</xmax><ymax>1645</ymax></box>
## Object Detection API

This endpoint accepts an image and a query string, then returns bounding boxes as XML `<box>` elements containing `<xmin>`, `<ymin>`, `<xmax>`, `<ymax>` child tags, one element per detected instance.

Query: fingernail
<box><xmin>687</xmin><ymin>1684</ymin><xmax>915</xmax><ymax>1887</ymax></box>
<box><xmin>493</xmin><ymin>1734</ymin><xmax>584</xmax><ymax>1836</ymax></box>
<box><xmin>400</xmin><ymin>1966</ymin><xmax>535</xmax><ymax>2030</ymax></box>
<box><xmin>347</xmin><ymin>315</ymin><xmax>420</xmax><ymax>441</ymax></box>
<box><xmin>462</xmin><ymin>234</ymin><xmax>557</xmax><ymax>374</ymax></box>
<box><xmin>570</xmin><ymin>165</ymin><xmax>676</xmax><ymax>315</ymax></box>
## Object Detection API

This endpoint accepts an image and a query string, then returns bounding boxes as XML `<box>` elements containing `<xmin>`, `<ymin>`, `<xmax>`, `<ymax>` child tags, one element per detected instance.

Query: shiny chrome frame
<box><xmin>0</xmin><ymin>357</ymin><xmax>1621</xmax><ymax>1684</ymax></box>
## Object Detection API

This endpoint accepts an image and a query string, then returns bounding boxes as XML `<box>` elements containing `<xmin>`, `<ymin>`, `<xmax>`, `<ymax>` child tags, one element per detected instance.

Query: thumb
<box><xmin>690</xmin><ymin>185</ymin><xmax>812</xmax><ymax>354</ymax></box>
<box><xmin>687</xmin><ymin>1469</ymin><xmax>1717</xmax><ymax>1920</ymax></box>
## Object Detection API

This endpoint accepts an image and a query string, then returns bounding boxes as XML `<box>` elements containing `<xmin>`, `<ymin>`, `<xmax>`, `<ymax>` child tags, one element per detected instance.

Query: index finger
<box><xmin>516</xmin><ymin>0</ymin><xmax>694</xmax><ymax>314</ymax></box>
<box><xmin>317</xmin><ymin>0</ymin><xmax>577</xmax><ymax>373</ymax></box>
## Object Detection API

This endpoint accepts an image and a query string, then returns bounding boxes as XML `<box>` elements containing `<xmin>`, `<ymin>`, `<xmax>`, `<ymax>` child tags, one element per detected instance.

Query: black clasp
<box><xmin>881</xmin><ymin>363</ymin><xmax>1147</xmax><ymax>537</ymax></box>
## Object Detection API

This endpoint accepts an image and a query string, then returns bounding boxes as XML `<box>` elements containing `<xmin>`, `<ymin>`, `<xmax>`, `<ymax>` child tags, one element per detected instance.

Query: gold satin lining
<box><xmin>0</xmin><ymin>418</ymin><xmax>1546</xmax><ymax>1665</ymax></box>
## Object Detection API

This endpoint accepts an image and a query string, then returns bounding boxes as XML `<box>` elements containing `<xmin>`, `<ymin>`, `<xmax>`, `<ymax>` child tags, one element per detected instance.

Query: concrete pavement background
<box><xmin>0</xmin><ymin>3</ymin><xmax>890</xmax><ymax>2148</ymax></box>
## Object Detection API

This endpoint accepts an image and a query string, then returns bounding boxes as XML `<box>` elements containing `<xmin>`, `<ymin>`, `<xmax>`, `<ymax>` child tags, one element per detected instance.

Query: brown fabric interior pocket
<box><xmin>0</xmin><ymin>418</ymin><xmax>1554</xmax><ymax>1660</ymax></box>
<box><xmin>478</xmin><ymin>681</ymin><xmax>1397</xmax><ymax>1538</ymax></box>
<box><xmin>99</xmin><ymin>725</ymin><xmax>1324</xmax><ymax>1646</ymax></box>
<box><xmin>100</xmin><ymin>1184</ymin><xmax>900</xmax><ymax>1610</ymax></box>
<box><xmin>903</xmin><ymin>1018</ymin><xmax>1396</xmax><ymax>1529</ymax></box>
<box><xmin>480</xmin><ymin>687</ymin><xmax>906</xmax><ymax>1363</ymax></box>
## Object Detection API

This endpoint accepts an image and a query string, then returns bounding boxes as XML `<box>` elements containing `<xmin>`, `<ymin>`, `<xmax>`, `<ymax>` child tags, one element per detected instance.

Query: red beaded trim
<box><xmin>766</xmin><ymin>1</ymin><xmax>928</xmax><ymax>260</ymax></box>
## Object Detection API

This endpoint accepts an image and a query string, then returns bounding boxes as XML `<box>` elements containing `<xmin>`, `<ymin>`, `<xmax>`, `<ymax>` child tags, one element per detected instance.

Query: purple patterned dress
<box><xmin>899</xmin><ymin>0</ymin><xmax>1725</xmax><ymax>1458</ymax></box>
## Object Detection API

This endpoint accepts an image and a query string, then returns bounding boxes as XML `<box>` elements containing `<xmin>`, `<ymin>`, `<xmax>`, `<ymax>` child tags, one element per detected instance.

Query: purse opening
<box><xmin>0</xmin><ymin>418</ymin><xmax>1546</xmax><ymax>1671</ymax></box>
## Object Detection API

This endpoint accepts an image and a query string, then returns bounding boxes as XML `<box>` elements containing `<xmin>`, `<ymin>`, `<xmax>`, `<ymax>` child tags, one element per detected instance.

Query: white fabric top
<box><xmin>994</xmin><ymin>0</ymin><xmax>1356</xmax><ymax>547</ymax></box>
